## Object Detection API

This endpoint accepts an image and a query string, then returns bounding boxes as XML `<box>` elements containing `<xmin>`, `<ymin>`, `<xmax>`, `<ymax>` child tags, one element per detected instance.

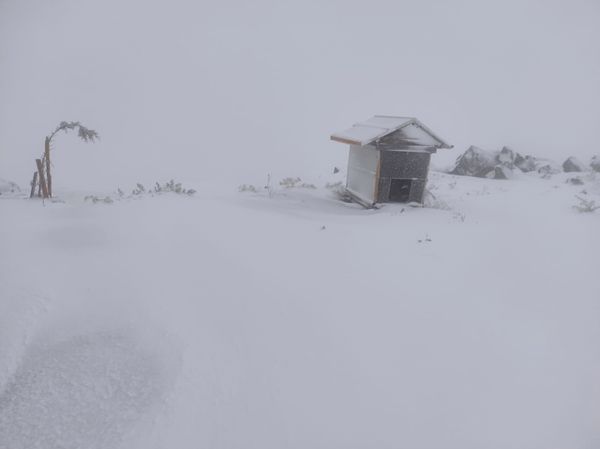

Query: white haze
<box><xmin>1</xmin><ymin>0</ymin><xmax>600</xmax><ymax>191</ymax></box>
<box><xmin>1</xmin><ymin>2</ymin><xmax>600</xmax><ymax>449</ymax></box>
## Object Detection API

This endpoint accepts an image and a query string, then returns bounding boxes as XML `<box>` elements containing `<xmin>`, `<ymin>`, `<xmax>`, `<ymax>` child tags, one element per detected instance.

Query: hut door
<box><xmin>388</xmin><ymin>179</ymin><xmax>412</xmax><ymax>202</ymax></box>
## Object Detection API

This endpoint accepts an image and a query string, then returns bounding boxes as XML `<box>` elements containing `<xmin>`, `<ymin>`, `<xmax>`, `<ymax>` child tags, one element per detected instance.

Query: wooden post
<box><xmin>44</xmin><ymin>137</ymin><xmax>52</xmax><ymax>197</ymax></box>
<box><xmin>29</xmin><ymin>171</ymin><xmax>38</xmax><ymax>198</ymax></box>
<box><xmin>35</xmin><ymin>158</ymin><xmax>49</xmax><ymax>198</ymax></box>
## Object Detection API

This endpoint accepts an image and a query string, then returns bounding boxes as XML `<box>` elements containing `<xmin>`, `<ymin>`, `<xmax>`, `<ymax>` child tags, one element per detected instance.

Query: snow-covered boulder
<box><xmin>0</xmin><ymin>179</ymin><xmax>20</xmax><ymax>195</ymax></box>
<box><xmin>538</xmin><ymin>164</ymin><xmax>560</xmax><ymax>178</ymax></box>
<box><xmin>514</xmin><ymin>154</ymin><xmax>537</xmax><ymax>172</ymax></box>
<box><xmin>497</xmin><ymin>147</ymin><xmax>539</xmax><ymax>173</ymax></box>
<box><xmin>451</xmin><ymin>146</ymin><xmax>497</xmax><ymax>177</ymax></box>
<box><xmin>492</xmin><ymin>165</ymin><xmax>514</xmax><ymax>180</ymax></box>
<box><xmin>497</xmin><ymin>146</ymin><xmax>516</xmax><ymax>167</ymax></box>
<box><xmin>563</xmin><ymin>157</ymin><xmax>585</xmax><ymax>173</ymax></box>
<box><xmin>451</xmin><ymin>146</ymin><xmax>526</xmax><ymax>179</ymax></box>
<box><xmin>590</xmin><ymin>156</ymin><xmax>600</xmax><ymax>173</ymax></box>
<box><xmin>567</xmin><ymin>176</ymin><xmax>584</xmax><ymax>185</ymax></box>
<box><xmin>450</xmin><ymin>146</ymin><xmax>551</xmax><ymax>179</ymax></box>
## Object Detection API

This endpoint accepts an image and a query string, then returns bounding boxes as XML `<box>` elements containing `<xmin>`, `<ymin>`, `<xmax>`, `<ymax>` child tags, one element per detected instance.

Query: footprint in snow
<box><xmin>0</xmin><ymin>330</ymin><xmax>176</xmax><ymax>449</ymax></box>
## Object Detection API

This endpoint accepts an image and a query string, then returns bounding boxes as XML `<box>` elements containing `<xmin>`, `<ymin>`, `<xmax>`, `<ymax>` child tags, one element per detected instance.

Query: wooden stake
<box><xmin>44</xmin><ymin>137</ymin><xmax>52</xmax><ymax>197</ymax></box>
<box><xmin>29</xmin><ymin>171</ymin><xmax>38</xmax><ymax>198</ymax></box>
<box><xmin>36</xmin><ymin>158</ymin><xmax>49</xmax><ymax>198</ymax></box>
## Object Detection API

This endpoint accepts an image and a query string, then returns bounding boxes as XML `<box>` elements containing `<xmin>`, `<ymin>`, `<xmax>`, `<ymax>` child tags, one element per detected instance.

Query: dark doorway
<box><xmin>389</xmin><ymin>179</ymin><xmax>412</xmax><ymax>202</ymax></box>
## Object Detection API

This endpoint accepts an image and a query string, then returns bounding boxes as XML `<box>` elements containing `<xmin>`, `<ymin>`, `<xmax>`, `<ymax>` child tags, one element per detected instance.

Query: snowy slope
<box><xmin>1</xmin><ymin>171</ymin><xmax>599</xmax><ymax>449</ymax></box>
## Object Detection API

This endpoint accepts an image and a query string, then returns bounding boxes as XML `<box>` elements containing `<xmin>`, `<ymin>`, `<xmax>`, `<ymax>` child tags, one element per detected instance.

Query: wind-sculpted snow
<box><xmin>0</xmin><ymin>290</ymin><xmax>48</xmax><ymax>401</ymax></box>
<box><xmin>0</xmin><ymin>307</ymin><xmax>178</xmax><ymax>449</ymax></box>
<box><xmin>0</xmin><ymin>173</ymin><xmax>599</xmax><ymax>448</ymax></box>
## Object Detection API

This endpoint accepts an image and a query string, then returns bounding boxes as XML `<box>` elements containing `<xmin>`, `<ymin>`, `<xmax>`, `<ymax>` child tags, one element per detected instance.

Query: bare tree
<box><xmin>32</xmin><ymin>121</ymin><xmax>99</xmax><ymax>198</ymax></box>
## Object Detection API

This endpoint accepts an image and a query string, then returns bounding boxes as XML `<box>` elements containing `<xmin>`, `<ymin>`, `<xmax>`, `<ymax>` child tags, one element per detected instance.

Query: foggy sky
<box><xmin>1</xmin><ymin>0</ymin><xmax>599</xmax><ymax>191</ymax></box>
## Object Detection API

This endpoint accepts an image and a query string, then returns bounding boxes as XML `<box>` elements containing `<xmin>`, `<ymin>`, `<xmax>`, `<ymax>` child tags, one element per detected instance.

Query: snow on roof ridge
<box><xmin>331</xmin><ymin>115</ymin><xmax>452</xmax><ymax>148</ymax></box>
<box><xmin>373</xmin><ymin>115</ymin><xmax>415</xmax><ymax>119</ymax></box>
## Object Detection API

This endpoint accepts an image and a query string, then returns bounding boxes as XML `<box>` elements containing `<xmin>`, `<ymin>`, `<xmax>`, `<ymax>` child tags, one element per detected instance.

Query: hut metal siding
<box><xmin>379</xmin><ymin>151</ymin><xmax>431</xmax><ymax>179</ymax></box>
<box><xmin>408</xmin><ymin>179</ymin><xmax>427</xmax><ymax>202</ymax></box>
<box><xmin>377</xmin><ymin>176</ymin><xmax>428</xmax><ymax>203</ymax></box>
<box><xmin>377</xmin><ymin>151</ymin><xmax>430</xmax><ymax>203</ymax></box>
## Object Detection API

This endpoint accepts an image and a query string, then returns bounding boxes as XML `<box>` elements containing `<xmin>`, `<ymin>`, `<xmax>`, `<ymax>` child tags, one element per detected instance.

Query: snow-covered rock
<box><xmin>451</xmin><ymin>146</ymin><xmax>531</xmax><ymax>179</ymax></box>
<box><xmin>514</xmin><ymin>154</ymin><xmax>537</xmax><ymax>172</ymax></box>
<box><xmin>590</xmin><ymin>156</ymin><xmax>600</xmax><ymax>173</ymax></box>
<box><xmin>451</xmin><ymin>146</ymin><xmax>497</xmax><ymax>177</ymax></box>
<box><xmin>497</xmin><ymin>146</ymin><xmax>516</xmax><ymax>167</ymax></box>
<box><xmin>492</xmin><ymin>165</ymin><xmax>514</xmax><ymax>180</ymax></box>
<box><xmin>563</xmin><ymin>157</ymin><xmax>585</xmax><ymax>173</ymax></box>
<box><xmin>567</xmin><ymin>176</ymin><xmax>584</xmax><ymax>185</ymax></box>
<box><xmin>538</xmin><ymin>164</ymin><xmax>560</xmax><ymax>178</ymax></box>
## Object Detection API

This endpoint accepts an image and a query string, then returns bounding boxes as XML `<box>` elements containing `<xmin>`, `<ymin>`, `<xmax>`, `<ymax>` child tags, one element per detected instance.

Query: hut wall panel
<box><xmin>378</xmin><ymin>176</ymin><xmax>427</xmax><ymax>203</ymax></box>
<box><xmin>346</xmin><ymin>145</ymin><xmax>379</xmax><ymax>204</ymax></box>
<box><xmin>408</xmin><ymin>180</ymin><xmax>427</xmax><ymax>203</ymax></box>
<box><xmin>377</xmin><ymin>177</ymin><xmax>391</xmax><ymax>203</ymax></box>
<box><xmin>380</xmin><ymin>151</ymin><xmax>431</xmax><ymax>179</ymax></box>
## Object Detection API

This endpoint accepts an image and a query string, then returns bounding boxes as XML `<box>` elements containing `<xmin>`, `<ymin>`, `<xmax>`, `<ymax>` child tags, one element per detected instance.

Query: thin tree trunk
<box><xmin>29</xmin><ymin>171</ymin><xmax>38</xmax><ymax>198</ymax></box>
<box><xmin>44</xmin><ymin>137</ymin><xmax>52</xmax><ymax>197</ymax></box>
<box><xmin>36</xmin><ymin>158</ymin><xmax>49</xmax><ymax>198</ymax></box>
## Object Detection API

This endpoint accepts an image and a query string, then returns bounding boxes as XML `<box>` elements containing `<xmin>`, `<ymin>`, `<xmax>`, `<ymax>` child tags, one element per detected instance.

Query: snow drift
<box><xmin>1</xmin><ymin>172</ymin><xmax>599</xmax><ymax>449</ymax></box>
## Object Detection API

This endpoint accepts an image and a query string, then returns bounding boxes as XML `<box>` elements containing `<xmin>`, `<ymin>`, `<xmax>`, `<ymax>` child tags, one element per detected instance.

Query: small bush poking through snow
<box><xmin>279</xmin><ymin>177</ymin><xmax>316</xmax><ymax>189</ymax></box>
<box><xmin>84</xmin><ymin>195</ymin><xmax>113</xmax><ymax>204</ymax></box>
<box><xmin>453</xmin><ymin>211</ymin><xmax>467</xmax><ymax>222</ymax></box>
<box><xmin>84</xmin><ymin>180</ymin><xmax>195</xmax><ymax>204</ymax></box>
<box><xmin>0</xmin><ymin>179</ymin><xmax>21</xmax><ymax>195</ymax></box>
<box><xmin>280</xmin><ymin>177</ymin><xmax>302</xmax><ymax>188</ymax></box>
<box><xmin>567</xmin><ymin>177</ymin><xmax>584</xmax><ymax>186</ymax></box>
<box><xmin>132</xmin><ymin>183</ymin><xmax>146</xmax><ymax>195</ymax></box>
<box><xmin>152</xmin><ymin>180</ymin><xmax>196</xmax><ymax>195</ymax></box>
<box><xmin>238</xmin><ymin>184</ymin><xmax>259</xmax><ymax>193</ymax></box>
<box><xmin>573</xmin><ymin>195</ymin><xmax>599</xmax><ymax>213</ymax></box>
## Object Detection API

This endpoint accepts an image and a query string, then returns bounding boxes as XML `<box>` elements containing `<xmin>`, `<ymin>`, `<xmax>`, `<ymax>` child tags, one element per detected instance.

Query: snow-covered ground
<box><xmin>1</xmin><ymin>171</ymin><xmax>599</xmax><ymax>449</ymax></box>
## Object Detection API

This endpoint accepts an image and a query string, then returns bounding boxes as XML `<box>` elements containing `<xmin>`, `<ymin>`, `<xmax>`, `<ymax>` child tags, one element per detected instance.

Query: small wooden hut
<box><xmin>331</xmin><ymin>116</ymin><xmax>452</xmax><ymax>207</ymax></box>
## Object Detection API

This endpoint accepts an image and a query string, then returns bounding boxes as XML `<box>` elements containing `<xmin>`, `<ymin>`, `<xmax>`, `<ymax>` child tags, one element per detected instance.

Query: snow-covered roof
<box><xmin>330</xmin><ymin>115</ymin><xmax>452</xmax><ymax>149</ymax></box>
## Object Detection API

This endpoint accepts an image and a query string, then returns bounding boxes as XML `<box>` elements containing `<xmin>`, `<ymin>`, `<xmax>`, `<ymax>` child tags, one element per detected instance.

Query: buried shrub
<box><xmin>238</xmin><ymin>184</ymin><xmax>259</xmax><ymax>193</ymax></box>
<box><xmin>84</xmin><ymin>195</ymin><xmax>113</xmax><ymax>204</ymax></box>
<box><xmin>279</xmin><ymin>177</ymin><xmax>316</xmax><ymax>189</ymax></box>
<box><xmin>573</xmin><ymin>195</ymin><xmax>599</xmax><ymax>213</ymax></box>
<box><xmin>84</xmin><ymin>180</ymin><xmax>195</xmax><ymax>204</ymax></box>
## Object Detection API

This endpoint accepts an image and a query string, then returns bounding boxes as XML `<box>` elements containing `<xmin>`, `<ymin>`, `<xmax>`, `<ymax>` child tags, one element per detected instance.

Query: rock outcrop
<box><xmin>451</xmin><ymin>146</ymin><xmax>497</xmax><ymax>178</ymax></box>
<box><xmin>514</xmin><ymin>154</ymin><xmax>537</xmax><ymax>172</ymax></box>
<box><xmin>537</xmin><ymin>164</ymin><xmax>560</xmax><ymax>178</ymax></box>
<box><xmin>450</xmin><ymin>148</ymin><xmax>597</xmax><ymax>180</ymax></box>
<box><xmin>566</xmin><ymin>177</ymin><xmax>584</xmax><ymax>185</ymax></box>
<box><xmin>450</xmin><ymin>146</ymin><xmax>537</xmax><ymax>179</ymax></box>
<box><xmin>562</xmin><ymin>157</ymin><xmax>585</xmax><ymax>173</ymax></box>
<box><xmin>497</xmin><ymin>147</ymin><xmax>516</xmax><ymax>167</ymax></box>
<box><xmin>492</xmin><ymin>165</ymin><xmax>513</xmax><ymax>180</ymax></box>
